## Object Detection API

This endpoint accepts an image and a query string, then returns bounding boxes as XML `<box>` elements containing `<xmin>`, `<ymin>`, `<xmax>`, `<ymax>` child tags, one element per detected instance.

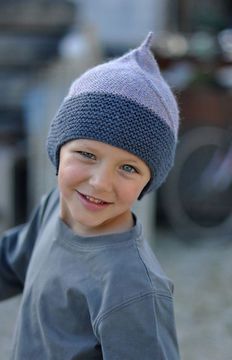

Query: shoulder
<box><xmin>37</xmin><ymin>187</ymin><xmax>59</xmax><ymax>224</ymax></box>
<box><xmin>134</xmin><ymin>235</ymin><xmax>174</xmax><ymax>296</ymax></box>
<box><xmin>94</xmin><ymin>232</ymin><xmax>173</xmax><ymax>315</ymax></box>
<box><xmin>106</xmin><ymin>232</ymin><xmax>173</xmax><ymax>298</ymax></box>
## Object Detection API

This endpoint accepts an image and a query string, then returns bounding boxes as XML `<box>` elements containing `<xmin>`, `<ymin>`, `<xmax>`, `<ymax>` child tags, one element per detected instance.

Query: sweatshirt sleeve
<box><xmin>0</xmin><ymin>190</ymin><xmax>55</xmax><ymax>301</ymax></box>
<box><xmin>96</xmin><ymin>292</ymin><xmax>180</xmax><ymax>360</ymax></box>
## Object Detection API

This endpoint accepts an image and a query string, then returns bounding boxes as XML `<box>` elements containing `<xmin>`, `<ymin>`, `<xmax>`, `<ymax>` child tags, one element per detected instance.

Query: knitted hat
<box><xmin>47</xmin><ymin>32</ymin><xmax>179</xmax><ymax>198</ymax></box>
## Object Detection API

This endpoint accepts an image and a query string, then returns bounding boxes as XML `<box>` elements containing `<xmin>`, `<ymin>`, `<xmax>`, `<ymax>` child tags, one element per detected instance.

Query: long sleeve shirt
<box><xmin>0</xmin><ymin>189</ymin><xmax>180</xmax><ymax>359</ymax></box>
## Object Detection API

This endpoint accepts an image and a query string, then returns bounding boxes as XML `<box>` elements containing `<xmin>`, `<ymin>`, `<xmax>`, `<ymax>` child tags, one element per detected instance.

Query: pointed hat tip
<box><xmin>141</xmin><ymin>31</ymin><xmax>154</xmax><ymax>50</ymax></box>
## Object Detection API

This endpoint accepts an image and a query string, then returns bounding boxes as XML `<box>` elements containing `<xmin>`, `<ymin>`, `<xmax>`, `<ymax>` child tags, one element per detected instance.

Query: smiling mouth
<box><xmin>85</xmin><ymin>195</ymin><xmax>106</xmax><ymax>205</ymax></box>
<box><xmin>77</xmin><ymin>191</ymin><xmax>111</xmax><ymax>205</ymax></box>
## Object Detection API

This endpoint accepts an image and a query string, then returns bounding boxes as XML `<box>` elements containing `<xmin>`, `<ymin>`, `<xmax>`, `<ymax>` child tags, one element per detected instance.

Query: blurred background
<box><xmin>0</xmin><ymin>0</ymin><xmax>232</xmax><ymax>359</ymax></box>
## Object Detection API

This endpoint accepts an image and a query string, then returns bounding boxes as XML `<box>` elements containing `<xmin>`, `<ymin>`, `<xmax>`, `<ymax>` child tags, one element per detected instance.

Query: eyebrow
<box><xmin>122</xmin><ymin>159</ymin><xmax>140</xmax><ymax>164</ymax></box>
<box><xmin>70</xmin><ymin>142</ymin><xmax>95</xmax><ymax>150</ymax></box>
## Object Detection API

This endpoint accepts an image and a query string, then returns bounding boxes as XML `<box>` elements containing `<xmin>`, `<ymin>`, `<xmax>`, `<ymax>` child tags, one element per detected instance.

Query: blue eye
<box><xmin>121</xmin><ymin>164</ymin><xmax>138</xmax><ymax>174</ymax></box>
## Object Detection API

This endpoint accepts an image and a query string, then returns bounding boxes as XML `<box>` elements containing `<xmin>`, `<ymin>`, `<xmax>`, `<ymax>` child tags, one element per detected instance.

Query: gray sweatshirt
<box><xmin>0</xmin><ymin>189</ymin><xmax>180</xmax><ymax>359</ymax></box>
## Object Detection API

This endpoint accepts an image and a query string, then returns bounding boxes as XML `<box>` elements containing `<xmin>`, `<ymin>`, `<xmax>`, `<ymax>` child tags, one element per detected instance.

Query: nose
<box><xmin>89</xmin><ymin>164</ymin><xmax>114</xmax><ymax>193</ymax></box>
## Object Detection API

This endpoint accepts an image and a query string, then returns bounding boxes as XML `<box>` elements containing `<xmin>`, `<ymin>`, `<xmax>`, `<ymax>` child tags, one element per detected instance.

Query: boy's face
<box><xmin>58</xmin><ymin>139</ymin><xmax>151</xmax><ymax>236</ymax></box>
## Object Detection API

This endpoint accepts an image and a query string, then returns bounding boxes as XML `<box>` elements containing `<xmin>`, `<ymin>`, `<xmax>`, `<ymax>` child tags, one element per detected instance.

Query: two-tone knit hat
<box><xmin>47</xmin><ymin>32</ymin><xmax>179</xmax><ymax>198</ymax></box>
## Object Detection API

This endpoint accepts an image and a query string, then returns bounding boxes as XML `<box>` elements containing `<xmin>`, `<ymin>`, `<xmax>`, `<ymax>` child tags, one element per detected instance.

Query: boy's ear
<box><xmin>138</xmin><ymin>180</ymin><xmax>151</xmax><ymax>200</ymax></box>
<box><xmin>56</xmin><ymin>155</ymin><xmax>60</xmax><ymax>176</ymax></box>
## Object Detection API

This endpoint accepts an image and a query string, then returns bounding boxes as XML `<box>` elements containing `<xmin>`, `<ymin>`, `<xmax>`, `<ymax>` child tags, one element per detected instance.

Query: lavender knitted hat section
<box><xmin>47</xmin><ymin>32</ymin><xmax>179</xmax><ymax>196</ymax></box>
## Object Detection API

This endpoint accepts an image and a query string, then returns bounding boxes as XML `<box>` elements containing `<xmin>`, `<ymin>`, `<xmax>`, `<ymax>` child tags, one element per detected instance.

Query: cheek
<box><xmin>118</xmin><ymin>182</ymin><xmax>143</xmax><ymax>204</ymax></box>
<box><xmin>119</xmin><ymin>174</ymin><xmax>150</xmax><ymax>204</ymax></box>
<box><xmin>58</xmin><ymin>164</ymin><xmax>87</xmax><ymax>190</ymax></box>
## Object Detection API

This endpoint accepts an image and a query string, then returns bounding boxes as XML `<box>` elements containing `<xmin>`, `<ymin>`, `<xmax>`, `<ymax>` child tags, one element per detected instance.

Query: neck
<box><xmin>63</xmin><ymin>210</ymin><xmax>134</xmax><ymax>237</ymax></box>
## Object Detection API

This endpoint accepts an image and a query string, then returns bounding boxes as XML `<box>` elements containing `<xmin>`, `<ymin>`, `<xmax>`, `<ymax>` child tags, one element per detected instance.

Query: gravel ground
<box><xmin>155</xmin><ymin>230</ymin><xmax>232</xmax><ymax>360</ymax></box>
<box><xmin>0</xmin><ymin>230</ymin><xmax>231</xmax><ymax>359</ymax></box>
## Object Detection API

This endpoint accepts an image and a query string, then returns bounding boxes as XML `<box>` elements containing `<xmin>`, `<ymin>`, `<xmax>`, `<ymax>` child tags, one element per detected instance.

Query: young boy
<box><xmin>0</xmin><ymin>32</ymin><xmax>180</xmax><ymax>359</ymax></box>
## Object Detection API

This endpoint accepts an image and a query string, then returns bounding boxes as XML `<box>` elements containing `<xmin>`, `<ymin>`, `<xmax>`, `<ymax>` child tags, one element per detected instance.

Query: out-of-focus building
<box><xmin>0</xmin><ymin>0</ymin><xmax>231</xmax><ymax>238</ymax></box>
<box><xmin>0</xmin><ymin>0</ymin><xmax>76</xmax><ymax>230</ymax></box>
<box><xmin>76</xmin><ymin>0</ymin><xmax>172</xmax><ymax>50</ymax></box>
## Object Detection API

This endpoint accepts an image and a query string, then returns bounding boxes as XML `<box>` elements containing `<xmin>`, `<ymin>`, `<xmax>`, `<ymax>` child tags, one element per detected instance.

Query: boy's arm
<box><xmin>0</xmin><ymin>190</ymin><xmax>56</xmax><ymax>301</ymax></box>
<box><xmin>0</xmin><ymin>225</ymin><xmax>29</xmax><ymax>299</ymax></box>
<box><xmin>96</xmin><ymin>292</ymin><xmax>180</xmax><ymax>360</ymax></box>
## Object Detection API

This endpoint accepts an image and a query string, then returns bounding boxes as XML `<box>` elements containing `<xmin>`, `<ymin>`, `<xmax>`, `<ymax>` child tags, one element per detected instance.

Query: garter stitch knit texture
<box><xmin>47</xmin><ymin>32</ymin><xmax>179</xmax><ymax>198</ymax></box>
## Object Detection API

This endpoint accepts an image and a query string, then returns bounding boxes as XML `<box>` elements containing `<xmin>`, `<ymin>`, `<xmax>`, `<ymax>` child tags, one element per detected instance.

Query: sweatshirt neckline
<box><xmin>55</xmin><ymin>215</ymin><xmax>142</xmax><ymax>250</ymax></box>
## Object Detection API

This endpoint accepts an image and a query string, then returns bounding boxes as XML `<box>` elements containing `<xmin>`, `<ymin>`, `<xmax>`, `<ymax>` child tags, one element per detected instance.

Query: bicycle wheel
<box><xmin>160</xmin><ymin>126</ymin><xmax>232</xmax><ymax>241</ymax></box>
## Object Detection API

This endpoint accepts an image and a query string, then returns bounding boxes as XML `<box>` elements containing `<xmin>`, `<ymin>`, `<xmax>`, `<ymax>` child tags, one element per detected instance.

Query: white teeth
<box><xmin>85</xmin><ymin>195</ymin><xmax>104</xmax><ymax>204</ymax></box>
